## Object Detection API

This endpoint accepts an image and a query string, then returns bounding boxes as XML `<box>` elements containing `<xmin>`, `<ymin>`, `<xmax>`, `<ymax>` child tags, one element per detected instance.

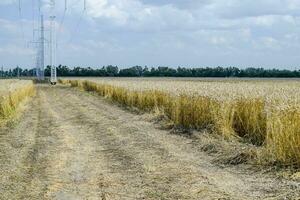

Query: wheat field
<box><xmin>59</xmin><ymin>78</ymin><xmax>300</xmax><ymax>168</ymax></box>
<box><xmin>0</xmin><ymin>80</ymin><xmax>35</xmax><ymax>124</ymax></box>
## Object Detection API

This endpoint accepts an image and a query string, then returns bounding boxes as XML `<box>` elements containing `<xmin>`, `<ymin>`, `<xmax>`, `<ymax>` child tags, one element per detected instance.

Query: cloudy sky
<box><xmin>0</xmin><ymin>0</ymin><xmax>300</xmax><ymax>69</ymax></box>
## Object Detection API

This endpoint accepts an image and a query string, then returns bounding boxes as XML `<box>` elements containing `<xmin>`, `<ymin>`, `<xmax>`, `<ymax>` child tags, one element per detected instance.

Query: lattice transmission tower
<box><xmin>36</xmin><ymin>14</ymin><xmax>45</xmax><ymax>80</ymax></box>
<box><xmin>49</xmin><ymin>0</ymin><xmax>57</xmax><ymax>84</ymax></box>
<box><xmin>31</xmin><ymin>0</ymin><xmax>45</xmax><ymax>81</ymax></box>
<box><xmin>31</xmin><ymin>0</ymin><xmax>86</xmax><ymax>84</ymax></box>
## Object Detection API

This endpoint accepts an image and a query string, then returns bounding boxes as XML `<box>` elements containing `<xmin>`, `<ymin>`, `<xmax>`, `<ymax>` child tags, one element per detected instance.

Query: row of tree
<box><xmin>1</xmin><ymin>65</ymin><xmax>300</xmax><ymax>78</ymax></box>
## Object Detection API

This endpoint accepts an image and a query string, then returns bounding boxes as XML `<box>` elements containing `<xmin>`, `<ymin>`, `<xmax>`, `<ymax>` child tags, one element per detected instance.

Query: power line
<box><xmin>17</xmin><ymin>0</ymin><xmax>25</xmax><ymax>46</ymax></box>
<box><xmin>31</xmin><ymin>0</ymin><xmax>46</xmax><ymax>80</ymax></box>
<box><xmin>38</xmin><ymin>0</ymin><xmax>41</xmax><ymax>14</ymax></box>
<box><xmin>57</xmin><ymin>0</ymin><xmax>67</xmax><ymax>37</ymax></box>
<box><xmin>57</xmin><ymin>0</ymin><xmax>67</xmax><ymax>67</ymax></box>
<box><xmin>29</xmin><ymin>0</ymin><xmax>87</xmax><ymax>82</ymax></box>
<box><xmin>32</xmin><ymin>0</ymin><xmax>35</xmax><ymax>40</ymax></box>
<box><xmin>68</xmin><ymin>13</ymin><xmax>84</xmax><ymax>44</ymax></box>
<box><xmin>68</xmin><ymin>0</ymin><xmax>87</xmax><ymax>44</ymax></box>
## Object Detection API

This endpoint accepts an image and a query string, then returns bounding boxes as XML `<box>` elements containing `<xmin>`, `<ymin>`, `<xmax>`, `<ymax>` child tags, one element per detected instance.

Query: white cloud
<box><xmin>210</xmin><ymin>36</ymin><xmax>229</xmax><ymax>45</ymax></box>
<box><xmin>0</xmin><ymin>19</ymin><xmax>18</xmax><ymax>34</ymax></box>
<box><xmin>0</xmin><ymin>0</ymin><xmax>15</xmax><ymax>5</ymax></box>
<box><xmin>262</xmin><ymin>37</ymin><xmax>280</xmax><ymax>49</ymax></box>
<box><xmin>1</xmin><ymin>0</ymin><xmax>300</xmax><ymax>68</ymax></box>
<box><xmin>0</xmin><ymin>45</ymin><xmax>34</xmax><ymax>56</ymax></box>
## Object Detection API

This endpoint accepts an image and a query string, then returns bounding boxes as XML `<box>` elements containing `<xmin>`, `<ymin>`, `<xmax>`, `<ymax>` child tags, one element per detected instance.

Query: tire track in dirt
<box><xmin>23</xmin><ymin>86</ymin><xmax>113</xmax><ymax>199</ymax></box>
<box><xmin>56</xmin><ymin>87</ymin><xmax>232</xmax><ymax>199</ymax></box>
<box><xmin>45</xmin><ymin>86</ymin><xmax>185</xmax><ymax>199</ymax></box>
<box><xmin>47</xmin><ymin>85</ymin><xmax>299</xmax><ymax>200</ymax></box>
<box><xmin>0</xmin><ymin>85</ymin><xmax>299</xmax><ymax>200</ymax></box>
<box><xmin>0</xmin><ymin>93</ymin><xmax>40</xmax><ymax>200</ymax></box>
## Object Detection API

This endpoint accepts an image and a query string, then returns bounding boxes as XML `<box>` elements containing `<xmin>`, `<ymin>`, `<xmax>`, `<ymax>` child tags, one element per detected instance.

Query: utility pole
<box><xmin>50</xmin><ymin>0</ymin><xmax>57</xmax><ymax>85</ymax></box>
<box><xmin>50</xmin><ymin>16</ymin><xmax>57</xmax><ymax>84</ymax></box>
<box><xmin>30</xmin><ymin>0</ymin><xmax>85</xmax><ymax>84</ymax></box>
<box><xmin>40</xmin><ymin>14</ymin><xmax>45</xmax><ymax>80</ymax></box>
<box><xmin>36</xmin><ymin>14</ymin><xmax>45</xmax><ymax>80</ymax></box>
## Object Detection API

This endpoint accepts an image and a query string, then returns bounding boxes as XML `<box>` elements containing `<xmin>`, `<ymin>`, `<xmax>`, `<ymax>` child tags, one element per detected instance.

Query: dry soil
<box><xmin>0</xmin><ymin>85</ymin><xmax>299</xmax><ymax>200</ymax></box>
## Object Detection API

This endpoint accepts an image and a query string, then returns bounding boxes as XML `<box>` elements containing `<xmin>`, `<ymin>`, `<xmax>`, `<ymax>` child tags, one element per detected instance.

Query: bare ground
<box><xmin>0</xmin><ymin>85</ymin><xmax>299</xmax><ymax>200</ymax></box>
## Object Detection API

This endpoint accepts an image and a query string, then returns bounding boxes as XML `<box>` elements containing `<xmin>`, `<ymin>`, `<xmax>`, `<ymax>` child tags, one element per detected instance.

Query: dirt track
<box><xmin>0</xmin><ymin>85</ymin><xmax>299</xmax><ymax>200</ymax></box>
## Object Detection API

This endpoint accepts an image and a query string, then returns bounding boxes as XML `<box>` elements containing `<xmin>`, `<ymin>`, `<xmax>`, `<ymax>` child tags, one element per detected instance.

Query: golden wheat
<box><xmin>59</xmin><ymin>78</ymin><xmax>300</xmax><ymax>167</ymax></box>
<box><xmin>0</xmin><ymin>80</ymin><xmax>35</xmax><ymax>124</ymax></box>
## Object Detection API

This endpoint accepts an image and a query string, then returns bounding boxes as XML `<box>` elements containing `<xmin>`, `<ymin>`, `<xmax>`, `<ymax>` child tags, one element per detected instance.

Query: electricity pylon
<box><xmin>31</xmin><ymin>0</ymin><xmax>86</xmax><ymax>84</ymax></box>
<box><xmin>50</xmin><ymin>0</ymin><xmax>57</xmax><ymax>85</ymax></box>
<box><xmin>50</xmin><ymin>15</ymin><xmax>57</xmax><ymax>84</ymax></box>
<box><xmin>35</xmin><ymin>14</ymin><xmax>45</xmax><ymax>81</ymax></box>
<box><xmin>29</xmin><ymin>0</ymin><xmax>44</xmax><ymax>81</ymax></box>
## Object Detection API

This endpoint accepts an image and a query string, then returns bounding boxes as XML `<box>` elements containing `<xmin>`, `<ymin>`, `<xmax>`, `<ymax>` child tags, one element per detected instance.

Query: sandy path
<box><xmin>0</xmin><ymin>85</ymin><xmax>299</xmax><ymax>200</ymax></box>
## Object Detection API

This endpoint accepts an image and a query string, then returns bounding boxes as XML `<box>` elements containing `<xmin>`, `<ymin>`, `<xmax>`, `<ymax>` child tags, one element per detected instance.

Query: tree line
<box><xmin>1</xmin><ymin>65</ymin><xmax>300</xmax><ymax>78</ymax></box>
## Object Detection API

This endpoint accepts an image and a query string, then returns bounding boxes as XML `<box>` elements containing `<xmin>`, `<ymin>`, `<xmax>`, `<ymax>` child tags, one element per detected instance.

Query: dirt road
<box><xmin>0</xmin><ymin>85</ymin><xmax>299</xmax><ymax>200</ymax></box>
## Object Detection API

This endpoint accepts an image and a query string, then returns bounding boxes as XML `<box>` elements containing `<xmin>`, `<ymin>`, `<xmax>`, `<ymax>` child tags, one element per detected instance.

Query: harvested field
<box><xmin>0</xmin><ymin>84</ymin><xmax>299</xmax><ymax>199</ymax></box>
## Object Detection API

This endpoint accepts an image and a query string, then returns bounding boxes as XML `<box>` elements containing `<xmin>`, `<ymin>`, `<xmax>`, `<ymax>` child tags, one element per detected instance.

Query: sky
<box><xmin>0</xmin><ymin>0</ymin><xmax>300</xmax><ymax>69</ymax></box>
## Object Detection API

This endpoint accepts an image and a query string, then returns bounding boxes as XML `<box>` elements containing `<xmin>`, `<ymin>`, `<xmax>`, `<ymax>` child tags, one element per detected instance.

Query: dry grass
<box><xmin>0</xmin><ymin>80</ymin><xmax>35</xmax><ymax>124</ymax></box>
<box><xmin>232</xmin><ymin>98</ymin><xmax>267</xmax><ymax>145</ymax></box>
<box><xmin>265</xmin><ymin>108</ymin><xmax>300</xmax><ymax>167</ymax></box>
<box><xmin>59</xmin><ymin>78</ymin><xmax>300</xmax><ymax>168</ymax></box>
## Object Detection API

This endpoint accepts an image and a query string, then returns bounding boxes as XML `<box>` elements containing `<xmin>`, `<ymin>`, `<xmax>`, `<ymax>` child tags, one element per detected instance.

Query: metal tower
<box><xmin>29</xmin><ymin>0</ymin><xmax>85</xmax><ymax>84</ymax></box>
<box><xmin>50</xmin><ymin>15</ymin><xmax>57</xmax><ymax>84</ymax></box>
<box><xmin>50</xmin><ymin>0</ymin><xmax>57</xmax><ymax>85</ymax></box>
<box><xmin>37</xmin><ymin>15</ymin><xmax>45</xmax><ymax>80</ymax></box>
<box><xmin>36</xmin><ymin>14</ymin><xmax>45</xmax><ymax>80</ymax></box>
